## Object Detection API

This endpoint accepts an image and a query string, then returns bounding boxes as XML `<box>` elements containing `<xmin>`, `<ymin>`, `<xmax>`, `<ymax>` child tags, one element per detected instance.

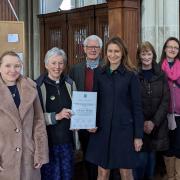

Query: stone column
<box><xmin>19</xmin><ymin>0</ymin><xmax>40</xmax><ymax>78</ymax></box>
<box><xmin>141</xmin><ymin>0</ymin><xmax>179</xmax><ymax>60</ymax></box>
<box><xmin>141</xmin><ymin>0</ymin><xmax>156</xmax><ymax>44</ymax></box>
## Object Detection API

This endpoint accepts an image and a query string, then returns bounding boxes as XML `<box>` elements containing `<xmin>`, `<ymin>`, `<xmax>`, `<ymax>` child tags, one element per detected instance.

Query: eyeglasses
<box><xmin>166</xmin><ymin>46</ymin><xmax>179</xmax><ymax>51</ymax></box>
<box><xmin>85</xmin><ymin>46</ymin><xmax>100</xmax><ymax>50</ymax></box>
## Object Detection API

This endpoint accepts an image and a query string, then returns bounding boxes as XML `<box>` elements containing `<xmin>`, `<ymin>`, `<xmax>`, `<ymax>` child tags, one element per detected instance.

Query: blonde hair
<box><xmin>0</xmin><ymin>51</ymin><xmax>21</xmax><ymax>65</ymax></box>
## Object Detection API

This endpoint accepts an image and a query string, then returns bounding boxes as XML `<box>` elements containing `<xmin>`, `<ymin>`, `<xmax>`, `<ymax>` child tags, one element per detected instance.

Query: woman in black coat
<box><xmin>86</xmin><ymin>36</ymin><xmax>144</xmax><ymax>180</ymax></box>
<box><xmin>36</xmin><ymin>47</ymin><xmax>76</xmax><ymax>180</ymax></box>
<box><xmin>133</xmin><ymin>41</ymin><xmax>170</xmax><ymax>180</ymax></box>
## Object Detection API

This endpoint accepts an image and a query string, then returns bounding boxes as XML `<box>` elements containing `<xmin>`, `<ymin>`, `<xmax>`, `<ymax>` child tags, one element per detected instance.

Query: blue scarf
<box><xmin>86</xmin><ymin>58</ymin><xmax>99</xmax><ymax>69</ymax></box>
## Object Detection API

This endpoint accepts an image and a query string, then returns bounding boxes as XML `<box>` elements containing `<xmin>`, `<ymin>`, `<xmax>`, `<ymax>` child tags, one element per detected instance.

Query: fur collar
<box><xmin>0</xmin><ymin>76</ymin><xmax>37</xmax><ymax>126</ymax></box>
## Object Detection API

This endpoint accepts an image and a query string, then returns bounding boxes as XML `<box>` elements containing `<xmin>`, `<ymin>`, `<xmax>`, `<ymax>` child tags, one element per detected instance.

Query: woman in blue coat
<box><xmin>86</xmin><ymin>36</ymin><xmax>144</xmax><ymax>180</ymax></box>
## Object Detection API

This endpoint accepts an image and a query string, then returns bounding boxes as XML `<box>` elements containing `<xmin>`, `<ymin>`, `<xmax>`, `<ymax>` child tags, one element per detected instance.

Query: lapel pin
<box><xmin>50</xmin><ymin>95</ymin><xmax>55</xmax><ymax>101</ymax></box>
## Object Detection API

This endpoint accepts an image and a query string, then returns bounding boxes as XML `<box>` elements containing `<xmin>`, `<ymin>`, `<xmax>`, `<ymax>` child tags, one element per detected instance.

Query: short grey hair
<box><xmin>83</xmin><ymin>35</ymin><xmax>103</xmax><ymax>48</ymax></box>
<box><xmin>44</xmin><ymin>47</ymin><xmax>67</xmax><ymax>65</ymax></box>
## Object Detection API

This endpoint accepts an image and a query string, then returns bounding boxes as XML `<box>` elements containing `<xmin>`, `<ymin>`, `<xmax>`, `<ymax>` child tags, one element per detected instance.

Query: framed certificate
<box><xmin>70</xmin><ymin>91</ymin><xmax>97</xmax><ymax>129</ymax></box>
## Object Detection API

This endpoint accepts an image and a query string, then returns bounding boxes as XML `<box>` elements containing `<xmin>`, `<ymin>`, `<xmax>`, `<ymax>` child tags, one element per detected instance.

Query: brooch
<box><xmin>50</xmin><ymin>95</ymin><xmax>55</xmax><ymax>101</ymax></box>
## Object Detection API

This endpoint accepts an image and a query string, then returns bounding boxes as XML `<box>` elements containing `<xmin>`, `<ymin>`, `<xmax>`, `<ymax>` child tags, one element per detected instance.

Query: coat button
<box><xmin>15</xmin><ymin>147</ymin><xmax>20</xmax><ymax>152</ymax></box>
<box><xmin>15</xmin><ymin>128</ymin><xmax>20</xmax><ymax>133</ymax></box>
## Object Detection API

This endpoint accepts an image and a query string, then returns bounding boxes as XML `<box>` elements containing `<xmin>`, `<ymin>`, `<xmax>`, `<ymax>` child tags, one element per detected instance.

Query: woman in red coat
<box><xmin>86</xmin><ymin>37</ymin><xmax>144</xmax><ymax>180</ymax></box>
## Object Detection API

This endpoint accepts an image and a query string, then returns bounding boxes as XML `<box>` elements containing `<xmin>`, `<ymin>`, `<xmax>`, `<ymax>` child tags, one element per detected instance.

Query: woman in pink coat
<box><xmin>0</xmin><ymin>51</ymin><xmax>49</xmax><ymax>180</ymax></box>
<box><xmin>160</xmin><ymin>37</ymin><xmax>180</xmax><ymax>180</ymax></box>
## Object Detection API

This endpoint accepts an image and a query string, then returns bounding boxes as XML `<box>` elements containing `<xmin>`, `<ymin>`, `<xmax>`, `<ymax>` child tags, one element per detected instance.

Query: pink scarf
<box><xmin>162</xmin><ymin>58</ymin><xmax>180</xmax><ymax>114</ymax></box>
<box><xmin>161</xmin><ymin>59</ymin><xmax>180</xmax><ymax>81</ymax></box>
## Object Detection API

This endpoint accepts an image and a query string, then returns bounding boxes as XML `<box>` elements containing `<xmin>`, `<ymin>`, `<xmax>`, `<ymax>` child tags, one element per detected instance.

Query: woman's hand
<box><xmin>55</xmin><ymin>108</ymin><xmax>72</xmax><ymax>120</ymax></box>
<box><xmin>0</xmin><ymin>165</ymin><xmax>4</xmax><ymax>172</ymax></box>
<box><xmin>87</xmin><ymin>127</ymin><xmax>98</xmax><ymax>133</ymax></box>
<box><xmin>144</xmin><ymin>121</ymin><xmax>154</xmax><ymax>134</ymax></box>
<box><xmin>34</xmin><ymin>163</ymin><xmax>42</xmax><ymax>169</ymax></box>
<box><xmin>134</xmin><ymin>138</ymin><xmax>143</xmax><ymax>152</ymax></box>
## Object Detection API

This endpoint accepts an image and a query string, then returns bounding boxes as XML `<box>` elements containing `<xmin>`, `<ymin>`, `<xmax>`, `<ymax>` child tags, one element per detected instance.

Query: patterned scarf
<box><xmin>86</xmin><ymin>58</ymin><xmax>99</xmax><ymax>69</ymax></box>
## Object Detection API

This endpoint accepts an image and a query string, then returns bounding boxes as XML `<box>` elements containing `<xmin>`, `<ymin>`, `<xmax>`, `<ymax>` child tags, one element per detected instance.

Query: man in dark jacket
<box><xmin>69</xmin><ymin>35</ymin><xmax>102</xmax><ymax>180</ymax></box>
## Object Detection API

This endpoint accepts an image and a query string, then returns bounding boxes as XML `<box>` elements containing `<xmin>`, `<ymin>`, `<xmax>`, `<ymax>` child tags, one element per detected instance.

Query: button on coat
<box><xmin>0</xmin><ymin>76</ymin><xmax>49</xmax><ymax>180</ymax></box>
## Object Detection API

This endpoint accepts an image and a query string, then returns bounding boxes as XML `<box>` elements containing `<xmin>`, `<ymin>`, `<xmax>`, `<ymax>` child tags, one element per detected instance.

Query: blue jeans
<box><xmin>133</xmin><ymin>152</ymin><xmax>156</xmax><ymax>180</ymax></box>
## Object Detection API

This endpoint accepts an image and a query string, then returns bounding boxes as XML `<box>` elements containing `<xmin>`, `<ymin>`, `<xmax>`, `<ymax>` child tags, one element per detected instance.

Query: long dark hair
<box><xmin>160</xmin><ymin>37</ymin><xmax>180</xmax><ymax>64</ymax></box>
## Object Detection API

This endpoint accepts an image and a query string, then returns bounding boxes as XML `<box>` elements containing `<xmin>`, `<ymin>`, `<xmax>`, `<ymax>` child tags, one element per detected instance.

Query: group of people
<box><xmin>0</xmin><ymin>34</ymin><xmax>179</xmax><ymax>180</ymax></box>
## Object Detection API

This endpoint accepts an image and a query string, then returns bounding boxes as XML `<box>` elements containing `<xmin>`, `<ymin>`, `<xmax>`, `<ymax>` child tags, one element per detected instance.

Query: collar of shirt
<box><xmin>86</xmin><ymin>58</ymin><xmax>99</xmax><ymax>69</ymax></box>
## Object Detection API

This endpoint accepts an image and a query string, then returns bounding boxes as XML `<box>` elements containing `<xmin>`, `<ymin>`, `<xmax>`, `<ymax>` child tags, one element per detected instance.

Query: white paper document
<box><xmin>70</xmin><ymin>91</ymin><xmax>97</xmax><ymax>129</ymax></box>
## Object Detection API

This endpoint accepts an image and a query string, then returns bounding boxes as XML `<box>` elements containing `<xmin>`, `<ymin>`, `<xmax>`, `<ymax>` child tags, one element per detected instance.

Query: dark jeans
<box><xmin>133</xmin><ymin>152</ymin><xmax>156</xmax><ymax>180</ymax></box>
<box><xmin>163</xmin><ymin>116</ymin><xmax>180</xmax><ymax>158</ymax></box>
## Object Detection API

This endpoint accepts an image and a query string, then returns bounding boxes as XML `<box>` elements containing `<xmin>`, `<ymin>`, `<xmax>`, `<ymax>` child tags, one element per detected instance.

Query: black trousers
<box><xmin>164</xmin><ymin>116</ymin><xmax>180</xmax><ymax>158</ymax></box>
<box><xmin>79</xmin><ymin>130</ymin><xmax>97</xmax><ymax>180</ymax></box>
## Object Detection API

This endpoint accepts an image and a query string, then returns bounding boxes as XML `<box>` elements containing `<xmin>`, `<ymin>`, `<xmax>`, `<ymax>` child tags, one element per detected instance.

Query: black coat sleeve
<box><xmin>152</xmin><ymin>74</ymin><xmax>170</xmax><ymax>127</ymax></box>
<box><xmin>130</xmin><ymin>73</ymin><xmax>144</xmax><ymax>138</ymax></box>
<box><xmin>93</xmin><ymin>68</ymin><xmax>100</xmax><ymax>127</ymax></box>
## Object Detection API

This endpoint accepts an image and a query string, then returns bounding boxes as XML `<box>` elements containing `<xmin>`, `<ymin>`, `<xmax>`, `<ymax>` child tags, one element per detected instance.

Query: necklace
<box><xmin>8</xmin><ymin>85</ymin><xmax>17</xmax><ymax>98</ymax></box>
<box><xmin>12</xmin><ymin>89</ymin><xmax>16</xmax><ymax>97</ymax></box>
<box><xmin>12</xmin><ymin>86</ymin><xmax>17</xmax><ymax>98</ymax></box>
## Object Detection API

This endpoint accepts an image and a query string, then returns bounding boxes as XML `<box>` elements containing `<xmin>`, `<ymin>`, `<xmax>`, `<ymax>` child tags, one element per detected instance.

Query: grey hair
<box><xmin>83</xmin><ymin>35</ymin><xmax>103</xmax><ymax>48</ymax></box>
<box><xmin>44</xmin><ymin>47</ymin><xmax>67</xmax><ymax>65</ymax></box>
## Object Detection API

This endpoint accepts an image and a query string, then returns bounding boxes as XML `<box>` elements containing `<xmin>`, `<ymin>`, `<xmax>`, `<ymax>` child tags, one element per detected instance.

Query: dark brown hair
<box><xmin>136</xmin><ymin>41</ymin><xmax>157</xmax><ymax>67</ymax></box>
<box><xmin>104</xmin><ymin>36</ymin><xmax>136</xmax><ymax>71</ymax></box>
<box><xmin>160</xmin><ymin>37</ymin><xmax>180</xmax><ymax>64</ymax></box>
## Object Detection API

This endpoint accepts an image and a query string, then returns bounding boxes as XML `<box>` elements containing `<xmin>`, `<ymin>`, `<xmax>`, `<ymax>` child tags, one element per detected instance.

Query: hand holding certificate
<box><xmin>70</xmin><ymin>91</ymin><xmax>97</xmax><ymax>129</ymax></box>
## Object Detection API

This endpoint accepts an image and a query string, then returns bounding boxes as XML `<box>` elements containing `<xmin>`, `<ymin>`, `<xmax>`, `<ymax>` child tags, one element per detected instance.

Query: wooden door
<box><xmin>39</xmin><ymin>13</ymin><xmax>67</xmax><ymax>72</ymax></box>
<box><xmin>67</xmin><ymin>6</ymin><xmax>95</xmax><ymax>67</ymax></box>
<box><xmin>39</xmin><ymin>1</ymin><xmax>141</xmax><ymax>71</ymax></box>
<box><xmin>95</xmin><ymin>3</ymin><xmax>108</xmax><ymax>56</ymax></box>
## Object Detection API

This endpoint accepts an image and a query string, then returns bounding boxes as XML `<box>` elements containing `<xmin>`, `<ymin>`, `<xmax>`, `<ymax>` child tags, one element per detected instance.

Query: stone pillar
<box><xmin>163</xmin><ymin>0</ymin><xmax>179</xmax><ymax>40</ymax></box>
<box><xmin>141</xmin><ymin>0</ymin><xmax>179</xmax><ymax>60</ymax></box>
<box><xmin>141</xmin><ymin>0</ymin><xmax>156</xmax><ymax>44</ymax></box>
<box><xmin>19</xmin><ymin>0</ymin><xmax>40</xmax><ymax>78</ymax></box>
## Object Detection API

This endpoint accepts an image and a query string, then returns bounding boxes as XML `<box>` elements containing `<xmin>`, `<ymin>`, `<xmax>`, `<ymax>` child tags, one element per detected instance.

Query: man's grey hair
<box><xmin>44</xmin><ymin>47</ymin><xmax>67</xmax><ymax>65</ymax></box>
<box><xmin>83</xmin><ymin>35</ymin><xmax>103</xmax><ymax>48</ymax></box>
